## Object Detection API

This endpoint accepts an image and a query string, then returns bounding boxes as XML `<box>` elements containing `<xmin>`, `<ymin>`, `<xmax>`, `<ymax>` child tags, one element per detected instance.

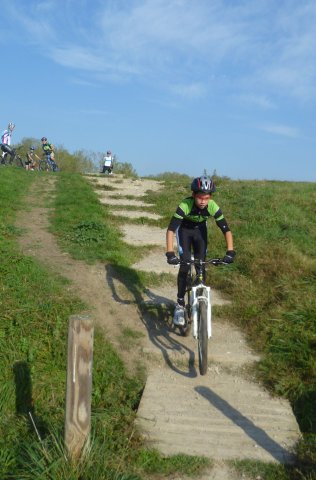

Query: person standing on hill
<box><xmin>101</xmin><ymin>150</ymin><xmax>113</xmax><ymax>174</ymax></box>
<box><xmin>1</xmin><ymin>122</ymin><xmax>15</xmax><ymax>164</ymax></box>
<box><xmin>41</xmin><ymin>137</ymin><xmax>58</xmax><ymax>171</ymax></box>
<box><xmin>165</xmin><ymin>174</ymin><xmax>235</xmax><ymax>326</ymax></box>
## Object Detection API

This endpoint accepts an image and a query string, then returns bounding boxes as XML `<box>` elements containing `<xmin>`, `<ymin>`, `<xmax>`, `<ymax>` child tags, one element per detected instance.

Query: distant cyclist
<box><xmin>25</xmin><ymin>146</ymin><xmax>41</xmax><ymax>171</ymax></box>
<box><xmin>101</xmin><ymin>150</ymin><xmax>113</xmax><ymax>174</ymax></box>
<box><xmin>1</xmin><ymin>122</ymin><xmax>15</xmax><ymax>164</ymax></box>
<box><xmin>165</xmin><ymin>175</ymin><xmax>235</xmax><ymax>326</ymax></box>
<box><xmin>41</xmin><ymin>137</ymin><xmax>59</xmax><ymax>171</ymax></box>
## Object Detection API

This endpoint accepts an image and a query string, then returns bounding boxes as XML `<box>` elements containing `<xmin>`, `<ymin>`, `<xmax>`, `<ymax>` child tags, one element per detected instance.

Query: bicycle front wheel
<box><xmin>198</xmin><ymin>299</ymin><xmax>208</xmax><ymax>375</ymax></box>
<box><xmin>39</xmin><ymin>160</ymin><xmax>51</xmax><ymax>171</ymax></box>
<box><xmin>12</xmin><ymin>155</ymin><xmax>24</xmax><ymax>168</ymax></box>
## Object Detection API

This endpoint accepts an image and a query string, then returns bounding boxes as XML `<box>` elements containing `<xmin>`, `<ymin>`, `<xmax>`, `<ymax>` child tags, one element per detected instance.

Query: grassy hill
<box><xmin>0</xmin><ymin>167</ymin><xmax>315</xmax><ymax>479</ymax></box>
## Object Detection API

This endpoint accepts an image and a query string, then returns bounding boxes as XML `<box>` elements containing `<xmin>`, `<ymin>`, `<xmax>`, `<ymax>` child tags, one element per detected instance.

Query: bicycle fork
<box><xmin>190</xmin><ymin>285</ymin><xmax>212</xmax><ymax>339</ymax></box>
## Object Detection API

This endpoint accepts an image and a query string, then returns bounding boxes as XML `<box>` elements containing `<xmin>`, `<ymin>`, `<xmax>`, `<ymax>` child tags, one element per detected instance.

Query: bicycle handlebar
<box><xmin>179</xmin><ymin>258</ymin><xmax>228</xmax><ymax>267</ymax></box>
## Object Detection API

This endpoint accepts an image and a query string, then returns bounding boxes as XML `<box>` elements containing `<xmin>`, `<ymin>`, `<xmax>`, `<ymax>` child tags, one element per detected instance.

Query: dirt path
<box><xmin>16</xmin><ymin>174</ymin><xmax>301</xmax><ymax>479</ymax></box>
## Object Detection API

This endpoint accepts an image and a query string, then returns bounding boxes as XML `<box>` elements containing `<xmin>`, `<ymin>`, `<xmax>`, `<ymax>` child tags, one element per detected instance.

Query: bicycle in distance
<box><xmin>0</xmin><ymin>144</ymin><xmax>24</xmax><ymax>168</ymax></box>
<box><xmin>39</xmin><ymin>154</ymin><xmax>59</xmax><ymax>172</ymax></box>
<box><xmin>175</xmin><ymin>255</ymin><xmax>227</xmax><ymax>375</ymax></box>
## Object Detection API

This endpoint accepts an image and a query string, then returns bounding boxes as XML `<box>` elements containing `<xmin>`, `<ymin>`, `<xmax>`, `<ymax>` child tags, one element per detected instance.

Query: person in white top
<box><xmin>101</xmin><ymin>150</ymin><xmax>113</xmax><ymax>174</ymax></box>
<box><xmin>1</xmin><ymin>122</ymin><xmax>15</xmax><ymax>164</ymax></box>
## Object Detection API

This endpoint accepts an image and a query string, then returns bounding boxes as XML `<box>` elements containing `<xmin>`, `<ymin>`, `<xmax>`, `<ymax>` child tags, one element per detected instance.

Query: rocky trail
<box><xmin>16</xmin><ymin>174</ymin><xmax>301</xmax><ymax>480</ymax></box>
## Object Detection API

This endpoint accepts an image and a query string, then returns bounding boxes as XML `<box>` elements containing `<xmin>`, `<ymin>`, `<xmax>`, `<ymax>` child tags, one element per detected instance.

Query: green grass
<box><xmin>231</xmin><ymin>459</ymin><xmax>292</xmax><ymax>480</ymax></box>
<box><xmin>133</xmin><ymin>449</ymin><xmax>211</xmax><ymax>476</ymax></box>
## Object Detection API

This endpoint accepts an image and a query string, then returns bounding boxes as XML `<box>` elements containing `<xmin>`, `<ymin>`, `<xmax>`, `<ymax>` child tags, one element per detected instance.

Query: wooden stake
<box><xmin>64</xmin><ymin>315</ymin><xmax>94</xmax><ymax>460</ymax></box>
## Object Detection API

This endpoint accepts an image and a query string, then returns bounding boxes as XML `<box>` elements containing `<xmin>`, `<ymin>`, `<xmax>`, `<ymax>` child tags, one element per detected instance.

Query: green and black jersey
<box><xmin>42</xmin><ymin>142</ymin><xmax>53</xmax><ymax>155</ymax></box>
<box><xmin>168</xmin><ymin>196</ymin><xmax>230</xmax><ymax>234</ymax></box>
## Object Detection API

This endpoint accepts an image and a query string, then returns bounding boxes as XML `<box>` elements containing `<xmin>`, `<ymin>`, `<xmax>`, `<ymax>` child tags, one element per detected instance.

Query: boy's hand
<box><xmin>166</xmin><ymin>251</ymin><xmax>180</xmax><ymax>265</ymax></box>
<box><xmin>223</xmin><ymin>250</ymin><xmax>236</xmax><ymax>264</ymax></box>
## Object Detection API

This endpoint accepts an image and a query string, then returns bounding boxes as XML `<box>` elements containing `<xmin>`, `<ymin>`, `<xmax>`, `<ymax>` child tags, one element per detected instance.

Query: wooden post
<box><xmin>64</xmin><ymin>315</ymin><xmax>94</xmax><ymax>460</ymax></box>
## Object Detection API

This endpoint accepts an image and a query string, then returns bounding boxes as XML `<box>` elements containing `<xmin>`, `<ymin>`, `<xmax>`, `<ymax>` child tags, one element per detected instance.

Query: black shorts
<box><xmin>176</xmin><ymin>222</ymin><xmax>207</xmax><ymax>299</ymax></box>
<box><xmin>1</xmin><ymin>144</ymin><xmax>13</xmax><ymax>154</ymax></box>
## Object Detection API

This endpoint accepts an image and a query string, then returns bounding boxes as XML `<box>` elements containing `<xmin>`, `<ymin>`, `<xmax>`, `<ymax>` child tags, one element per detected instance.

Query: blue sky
<box><xmin>1</xmin><ymin>0</ymin><xmax>316</xmax><ymax>181</ymax></box>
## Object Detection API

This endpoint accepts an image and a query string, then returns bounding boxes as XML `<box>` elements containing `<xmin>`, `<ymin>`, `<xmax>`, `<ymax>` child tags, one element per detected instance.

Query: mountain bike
<box><xmin>0</xmin><ymin>145</ymin><xmax>24</xmax><ymax>168</ymax></box>
<box><xmin>39</xmin><ymin>155</ymin><xmax>59</xmax><ymax>172</ymax></box>
<box><xmin>177</xmin><ymin>256</ymin><xmax>226</xmax><ymax>375</ymax></box>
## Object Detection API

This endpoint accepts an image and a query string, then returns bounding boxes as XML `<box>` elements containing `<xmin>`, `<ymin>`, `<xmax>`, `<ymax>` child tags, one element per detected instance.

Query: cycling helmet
<box><xmin>191</xmin><ymin>175</ymin><xmax>216</xmax><ymax>194</ymax></box>
<box><xmin>41</xmin><ymin>137</ymin><xmax>47</xmax><ymax>141</ymax></box>
<box><xmin>8</xmin><ymin>122</ymin><xmax>15</xmax><ymax>131</ymax></box>
<box><xmin>30</xmin><ymin>145</ymin><xmax>36</xmax><ymax>151</ymax></box>
<box><xmin>107</xmin><ymin>150</ymin><xmax>111</xmax><ymax>155</ymax></box>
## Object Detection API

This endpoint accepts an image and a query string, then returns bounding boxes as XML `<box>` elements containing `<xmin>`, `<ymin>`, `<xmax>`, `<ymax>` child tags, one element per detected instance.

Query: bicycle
<box><xmin>39</xmin><ymin>155</ymin><xmax>59</xmax><ymax>172</ymax></box>
<box><xmin>176</xmin><ymin>255</ymin><xmax>226</xmax><ymax>375</ymax></box>
<box><xmin>0</xmin><ymin>145</ymin><xmax>24</xmax><ymax>168</ymax></box>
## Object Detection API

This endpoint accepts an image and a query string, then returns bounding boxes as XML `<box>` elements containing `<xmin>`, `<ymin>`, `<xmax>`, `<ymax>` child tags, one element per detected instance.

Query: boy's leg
<box><xmin>177</xmin><ymin>226</ymin><xmax>194</xmax><ymax>302</ymax></box>
<box><xmin>173</xmin><ymin>227</ymin><xmax>194</xmax><ymax>326</ymax></box>
<box><xmin>192</xmin><ymin>224</ymin><xmax>208</xmax><ymax>281</ymax></box>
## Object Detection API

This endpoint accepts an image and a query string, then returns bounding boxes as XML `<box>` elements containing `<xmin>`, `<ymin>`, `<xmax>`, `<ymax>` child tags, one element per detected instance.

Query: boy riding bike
<box><xmin>25</xmin><ymin>146</ymin><xmax>41</xmax><ymax>170</ymax></box>
<box><xmin>41</xmin><ymin>137</ymin><xmax>59</xmax><ymax>171</ymax></box>
<box><xmin>165</xmin><ymin>175</ymin><xmax>235</xmax><ymax>326</ymax></box>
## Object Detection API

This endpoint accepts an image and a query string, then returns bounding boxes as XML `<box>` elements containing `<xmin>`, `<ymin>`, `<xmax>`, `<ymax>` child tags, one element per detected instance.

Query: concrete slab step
<box><xmin>136</xmin><ymin>368</ymin><xmax>301</xmax><ymax>464</ymax></box>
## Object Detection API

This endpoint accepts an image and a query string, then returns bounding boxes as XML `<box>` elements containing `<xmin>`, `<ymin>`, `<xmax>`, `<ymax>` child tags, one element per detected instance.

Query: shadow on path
<box><xmin>195</xmin><ymin>385</ymin><xmax>296</xmax><ymax>464</ymax></box>
<box><xmin>105</xmin><ymin>264</ymin><xmax>197</xmax><ymax>377</ymax></box>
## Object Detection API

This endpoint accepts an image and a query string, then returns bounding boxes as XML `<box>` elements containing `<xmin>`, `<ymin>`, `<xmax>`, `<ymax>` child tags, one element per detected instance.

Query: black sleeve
<box><xmin>167</xmin><ymin>216</ymin><xmax>182</xmax><ymax>232</ymax></box>
<box><xmin>167</xmin><ymin>205</ymin><xmax>185</xmax><ymax>232</ymax></box>
<box><xmin>214</xmin><ymin>208</ymin><xmax>223</xmax><ymax>220</ymax></box>
<box><xmin>216</xmin><ymin>218</ymin><xmax>231</xmax><ymax>234</ymax></box>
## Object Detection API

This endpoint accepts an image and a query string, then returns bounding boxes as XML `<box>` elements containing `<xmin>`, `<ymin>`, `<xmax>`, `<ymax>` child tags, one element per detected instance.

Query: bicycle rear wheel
<box><xmin>198</xmin><ymin>299</ymin><xmax>208</xmax><ymax>375</ymax></box>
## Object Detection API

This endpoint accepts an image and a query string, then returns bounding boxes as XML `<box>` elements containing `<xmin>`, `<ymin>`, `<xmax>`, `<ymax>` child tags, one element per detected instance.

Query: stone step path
<box><xmin>99</xmin><ymin>197</ymin><xmax>155</xmax><ymax>207</ymax></box>
<box><xmin>110</xmin><ymin>209</ymin><xmax>161</xmax><ymax>220</ymax></box>
<box><xmin>91</xmin><ymin>175</ymin><xmax>164</xmax><ymax>197</ymax></box>
<box><xmin>87</xmin><ymin>174</ymin><xmax>301</xmax><ymax>467</ymax></box>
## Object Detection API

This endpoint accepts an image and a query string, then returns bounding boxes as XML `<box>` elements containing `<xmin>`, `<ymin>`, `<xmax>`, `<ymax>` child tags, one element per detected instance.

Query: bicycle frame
<box><xmin>183</xmin><ymin>255</ymin><xmax>224</xmax><ymax>339</ymax></box>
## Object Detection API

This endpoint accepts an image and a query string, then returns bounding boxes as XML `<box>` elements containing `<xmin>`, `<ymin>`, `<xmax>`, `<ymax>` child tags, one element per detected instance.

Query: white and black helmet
<box><xmin>8</xmin><ymin>122</ymin><xmax>15</xmax><ymax>131</ymax></box>
<box><xmin>191</xmin><ymin>175</ymin><xmax>216</xmax><ymax>194</ymax></box>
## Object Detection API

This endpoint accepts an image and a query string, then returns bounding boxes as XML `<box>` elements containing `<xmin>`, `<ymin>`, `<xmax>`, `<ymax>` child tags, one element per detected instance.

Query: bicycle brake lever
<box><xmin>211</xmin><ymin>258</ymin><xmax>222</xmax><ymax>266</ymax></box>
